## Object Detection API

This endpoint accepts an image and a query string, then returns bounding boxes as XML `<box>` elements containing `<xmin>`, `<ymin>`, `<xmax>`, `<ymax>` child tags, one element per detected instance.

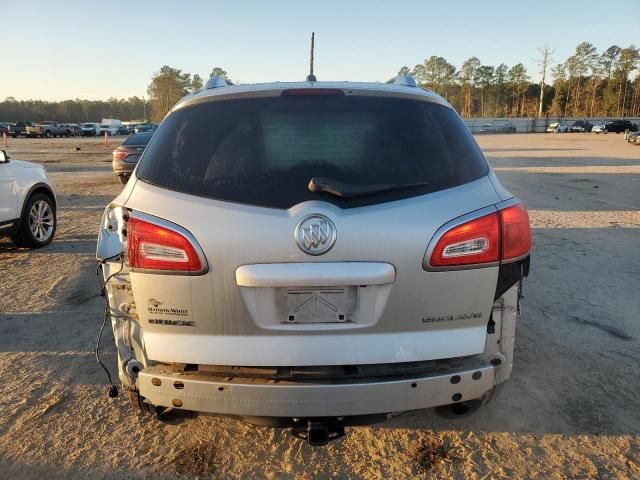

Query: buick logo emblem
<box><xmin>294</xmin><ymin>214</ymin><xmax>337</xmax><ymax>256</ymax></box>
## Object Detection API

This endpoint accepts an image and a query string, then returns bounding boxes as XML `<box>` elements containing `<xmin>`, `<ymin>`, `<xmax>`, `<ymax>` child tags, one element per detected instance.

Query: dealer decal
<box><xmin>149</xmin><ymin>318</ymin><xmax>196</xmax><ymax>327</ymax></box>
<box><xmin>422</xmin><ymin>312</ymin><xmax>483</xmax><ymax>323</ymax></box>
<box><xmin>147</xmin><ymin>298</ymin><xmax>189</xmax><ymax>317</ymax></box>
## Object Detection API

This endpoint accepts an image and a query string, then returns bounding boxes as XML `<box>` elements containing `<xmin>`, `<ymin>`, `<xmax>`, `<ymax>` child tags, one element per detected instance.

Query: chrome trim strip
<box><xmin>129</xmin><ymin>210</ymin><xmax>209</xmax><ymax>276</ymax></box>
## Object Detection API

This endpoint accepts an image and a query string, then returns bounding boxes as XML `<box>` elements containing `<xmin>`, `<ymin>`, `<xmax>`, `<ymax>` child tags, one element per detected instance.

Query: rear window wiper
<box><xmin>308</xmin><ymin>177</ymin><xmax>429</xmax><ymax>198</ymax></box>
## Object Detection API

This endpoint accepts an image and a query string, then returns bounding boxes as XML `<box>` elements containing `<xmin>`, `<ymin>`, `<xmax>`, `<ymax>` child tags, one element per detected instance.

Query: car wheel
<box><xmin>11</xmin><ymin>193</ymin><xmax>56</xmax><ymax>248</ymax></box>
<box><xmin>44</xmin><ymin>131</ymin><xmax>51</xmax><ymax>138</ymax></box>
<box><xmin>603</xmin><ymin>129</ymin><xmax>608</xmax><ymax>134</ymax></box>
<box><xmin>118</xmin><ymin>175</ymin><xmax>130</xmax><ymax>185</ymax></box>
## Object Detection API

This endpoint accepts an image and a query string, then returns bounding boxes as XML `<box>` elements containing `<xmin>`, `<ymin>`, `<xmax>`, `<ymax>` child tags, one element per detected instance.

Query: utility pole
<box><xmin>536</xmin><ymin>46</ymin><xmax>555</xmax><ymax>117</ymax></box>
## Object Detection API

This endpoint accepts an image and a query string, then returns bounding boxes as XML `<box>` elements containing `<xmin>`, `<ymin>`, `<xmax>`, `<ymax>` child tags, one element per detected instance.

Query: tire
<box><xmin>603</xmin><ymin>129</ymin><xmax>608</xmax><ymax>134</ymax></box>
<box><xmin>11</xmin><ymin>193</ymin><xmax>56</xmax><ymax>248</ymax></box>
<box><xmin>44</xmin><ymin>131</ymin><xmax>51</xmax><ymax>138</ymax></box>
<box><xmin>118</xmin><ymin>175</ymin><xmax>129</xmax><ymax>185</ymax></box>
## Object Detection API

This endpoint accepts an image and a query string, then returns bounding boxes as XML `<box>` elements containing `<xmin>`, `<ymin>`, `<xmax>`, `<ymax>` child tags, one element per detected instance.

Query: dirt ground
<box><xmin>0</xmin><ymin>133</ymin><xmax>639</xmax><ymax>479</ymax></box>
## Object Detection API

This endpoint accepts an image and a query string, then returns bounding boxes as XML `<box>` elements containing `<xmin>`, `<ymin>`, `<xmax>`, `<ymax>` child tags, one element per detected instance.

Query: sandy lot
<box><xmin>0</xmin><ymin>133</ymin><xmax>639</xmax><ymax>479</ymax></box>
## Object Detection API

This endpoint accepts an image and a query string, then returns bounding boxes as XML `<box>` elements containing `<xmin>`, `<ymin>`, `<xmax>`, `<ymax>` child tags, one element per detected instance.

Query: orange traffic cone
<box><xmin>103</xmin><ymin>130</ymin><xmax>109</xmax><ymax>146</ymax></box>
<box><xmin>2</xmin><ymin>132</ymin><xmax>7</xmax><ymax>148</ymax></box>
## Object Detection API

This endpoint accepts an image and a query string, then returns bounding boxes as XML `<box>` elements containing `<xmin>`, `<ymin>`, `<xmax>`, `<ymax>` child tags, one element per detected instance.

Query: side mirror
<box><xmin>0</xmin><ymin>150</ymin><xmax>9</xmax><ymax>163</ymax></box>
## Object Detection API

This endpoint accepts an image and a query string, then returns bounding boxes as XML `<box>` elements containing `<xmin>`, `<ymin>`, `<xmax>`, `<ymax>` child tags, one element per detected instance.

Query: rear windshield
<box><xmin>123</xmin><ymin>132</ymin><xmax>153</xmax><ymax>146</ymax></box>
<box><xmin>137</xmin><ymin>94</ymin><xmax>488</xmax><ymax>209</ymax></box>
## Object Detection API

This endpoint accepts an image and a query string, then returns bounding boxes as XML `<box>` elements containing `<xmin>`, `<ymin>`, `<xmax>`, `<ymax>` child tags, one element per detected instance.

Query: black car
<box><xmin>134</xmin><ymin>123</ymin><xmax>158</xmax><ymax>134</ymax></box>
<box><xmin>604</xmin><ymin>120</ymin><xmax>638</xmax><ymax>134</ymax></box>
<box><xmin>112</xmin><ymin>132</ymin><xmax>153</xmax><ymax>184</ymax></box>
<box><xmin>570</xmin><ymin>120</ymin><xmax>593</xmax><ymax>133</ymax></box>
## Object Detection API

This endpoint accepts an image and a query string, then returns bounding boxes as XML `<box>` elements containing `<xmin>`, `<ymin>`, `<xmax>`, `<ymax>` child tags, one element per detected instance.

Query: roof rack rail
<box><xmin>205</xmin><ymin>77</ymin><xmax>230</xmax><ymax>89</ymax></box>
<box><xmin>385</xmin><ymin>75</ymin><xmax>417</xmax><ymax>88</ymax></box>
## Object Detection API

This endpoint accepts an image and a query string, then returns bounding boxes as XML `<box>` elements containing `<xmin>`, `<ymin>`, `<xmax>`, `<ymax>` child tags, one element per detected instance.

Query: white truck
<box><xmin>99</xmin><ymin>119</ymin><xmax>123</xmax><ymax>136</ymax></box>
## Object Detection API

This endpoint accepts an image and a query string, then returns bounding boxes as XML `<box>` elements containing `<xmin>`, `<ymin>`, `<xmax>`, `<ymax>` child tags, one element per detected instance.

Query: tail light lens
<box><xmin>427</xmin><ymin>202</ymin><xmax>531</xmax><ymax>269</ymax></box>
<box><xmin>430</xmin><ymin>213</ymin><xmax>500</xmax><ymax>267</ymax></box>
<box><xmin>127</xmin><ymin>216</ymin><xmax>203</xmax><ymax>273</ymax></box>
<box><xmin>500</xmin><ymin>203</ymin><xmax>531</xmax><ymax>260</ymax></box>
<box><xmin>113</xmin><ymin>150</ymin><xmax>128</xmax><ymax>160</ymax></box>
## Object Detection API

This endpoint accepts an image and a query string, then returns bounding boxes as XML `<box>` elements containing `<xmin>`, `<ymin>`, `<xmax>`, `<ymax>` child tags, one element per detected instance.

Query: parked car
<box><xmin>98</xmin><ymin>124</ymin><xmax>119</xmax><ymax>136</ymax></box>
<box><xmin>112</xmin><ymin>131</ymin><xmax>153</xmax><ymax>184</ymax></box>
<box><xmin>80</xmin><ymin>122</ymin><xmax>101</xmax><ymax>136</ymax></box>
<box><xmin>0</xmin><ymin>150</ymin><xmax>57</xmax><ymax>247</ymax></box>
<box><xmin>61</xmin><ymin>123</ymin><xmax>82</xmax><ymax>136</ymax></box>
<box><xmin>11</xmin><ymin>121</ymin><xmax>37</xmax><ymax>138</ymax></box>
<box><xmin>134</xmin><ymin>123</ymin><xmax>158</xmax><ymax>134</ymax></box>
<box><xmin>592</xmin><ymin>124</ymin><xmax>606</xmax><ymax>134</ymax></box>
<box><xmin>478</xmin><ymin>122</ymin><xmax>516</xmax><ymax>134</ymax></box>
<box><xmin>601</xmin><ymin>120</ymin><xmax>638</xmax><ymax>134</ymax></box>
<box><xmin>547</xmin><ymin>122</ymin><xmax>569</xmax><ymax>133</ymax></box>
<box><xmin>97</xmin><ymin>75</ymin><xmax>532</xmax><ymax>445</ymax></box>
<box><xmin>117</xmin><ymin>125</ymin><xmax>130</xmax><ymax>135</ymax></box>
<box><xmin>627</xmin><ymin>131</ymin><xmax>640</xmax><ymax>145</ymax></box>
<box><xmin>570</xmin><ymin>121</ymin><xmax>593</xmax><ymax>133</ymax></box>
<box><xmin>27</xmin><ymin>121</ymin><xmax>73</xmax><ymax>138</ymax></box>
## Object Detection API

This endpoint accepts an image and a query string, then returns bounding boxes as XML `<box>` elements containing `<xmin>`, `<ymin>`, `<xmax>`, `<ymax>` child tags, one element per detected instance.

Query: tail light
<box><xmin>429</xmin><ymin>212</ymin><xmax>500</xmax><ymax>268</ymax></box>
<box><xmin>426</xmin><ymin>202</ymin><xmax>531</xmax><ymax>269</ymax></box>
<box><xmin>127</xmin><ymin>216</ymin><xmax>206</xmax><ymax>273</ymax></box>
<box><xmin>500</xmin><ymin>203</ymin><xmax>531</xmax><ymax>260</ymax></box>
<box><xmin>113</xmin><ymin>150</ymin><xmax>128</xmax><ymax>160</ymax></box>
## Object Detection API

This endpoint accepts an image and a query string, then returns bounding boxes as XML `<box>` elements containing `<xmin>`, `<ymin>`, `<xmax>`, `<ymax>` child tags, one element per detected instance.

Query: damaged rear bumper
<box><xmin>137</xmin><ymin>360</ymin><xmax>495</xmax><ymax>418</ymax></box>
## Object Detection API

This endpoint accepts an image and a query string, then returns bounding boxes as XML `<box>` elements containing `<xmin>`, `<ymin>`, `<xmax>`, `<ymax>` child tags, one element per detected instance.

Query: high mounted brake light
<box><xmin>281</xmin><ymin>88</ymin><xmax>344</xmax><ymax>96</ymax></box>
<box><xmin>426</xmin><ymin>202</ymin><xmax>531</xmax><ymax>269</ymax></box>
<box><xmin>127</xmin><ymin>216</ymin><xmax>205</xmax><ymax>273</ymax></box>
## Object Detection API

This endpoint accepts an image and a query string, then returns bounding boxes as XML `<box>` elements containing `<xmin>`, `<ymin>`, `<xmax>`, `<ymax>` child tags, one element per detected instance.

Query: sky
<box><xmin>2</xmin><ymin>0</ymin><xmax>638</xmax><ymax>101</ymax></box>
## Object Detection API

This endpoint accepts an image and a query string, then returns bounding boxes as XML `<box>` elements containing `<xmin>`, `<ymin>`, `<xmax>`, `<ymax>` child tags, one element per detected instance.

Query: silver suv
<box><xmin>97</xmin><ymin>75</ymin><xmax>531</xmax><ymax>445</ymax></box>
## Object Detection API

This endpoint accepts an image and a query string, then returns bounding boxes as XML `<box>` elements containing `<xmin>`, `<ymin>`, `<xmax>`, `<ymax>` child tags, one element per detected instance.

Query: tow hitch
<box><xmin>291</xmin><ymin>417</ymin><xmax>346</xmax><ymax>446</ymax></box>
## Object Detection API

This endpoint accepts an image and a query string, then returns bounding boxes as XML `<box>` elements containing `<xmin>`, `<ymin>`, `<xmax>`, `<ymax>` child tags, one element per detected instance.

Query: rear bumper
<box><xmin>137</xmin><ymin>361</ymin><xmax>495</xmax><ymax>417</ymax></box>
<box><xmin>112</xmin><ymin>158</ymin><xmax>136</xmax><ymax>175</ymax></box>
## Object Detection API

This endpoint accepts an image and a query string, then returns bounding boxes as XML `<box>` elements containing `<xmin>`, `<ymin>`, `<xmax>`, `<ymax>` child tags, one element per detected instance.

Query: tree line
<box><xmin>398</xmin><ymin>42</ymin><xmax>640</xmax><ymax>118</ymax></box>
<box><xmin>2</xmin><ymin>43</ymin><xmax>639</xmax><ymax>123</ymax></box>
<box><xmin>0</xmin><ymin>96</ymin><xmax>149</xmax><ymax>124</ymax></box>
<box><xmin>0</xmin><ymin>66</ymin><xmax>230</xmax><ymax>123</ymax></box>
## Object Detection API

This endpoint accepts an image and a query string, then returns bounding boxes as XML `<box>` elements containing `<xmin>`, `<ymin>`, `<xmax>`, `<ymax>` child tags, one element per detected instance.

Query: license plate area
<box><xmin>275</xmin><ymin>286</ymin><xmax>358</xmax><ymax>324</ymax></box>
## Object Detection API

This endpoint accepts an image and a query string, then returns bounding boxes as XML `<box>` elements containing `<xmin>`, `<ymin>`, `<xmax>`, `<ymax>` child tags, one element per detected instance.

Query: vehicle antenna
<box><xmin>307</xmin><ymin>32</ymin><xmax>317</xmax><ymax>82</ymax></box>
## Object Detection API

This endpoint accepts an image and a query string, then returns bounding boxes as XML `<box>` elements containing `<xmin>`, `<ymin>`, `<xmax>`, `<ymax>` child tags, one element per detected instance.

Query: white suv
<box><xmin>97</xmin><ymin>76</ymin><xmax>531</xmax><ymax>445</ymax></box>
<box><xmin>0</xmin><ymin>150</ymin><xmax>57</xmax><ymax>247</ymax></box>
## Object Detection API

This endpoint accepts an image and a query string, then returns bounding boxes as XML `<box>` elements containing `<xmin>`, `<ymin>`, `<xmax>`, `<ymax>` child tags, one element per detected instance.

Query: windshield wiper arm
<box><xmin>308</xmin><ymin>177</ymin><xmax>429</xmax><ymax>198</ymax></box>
